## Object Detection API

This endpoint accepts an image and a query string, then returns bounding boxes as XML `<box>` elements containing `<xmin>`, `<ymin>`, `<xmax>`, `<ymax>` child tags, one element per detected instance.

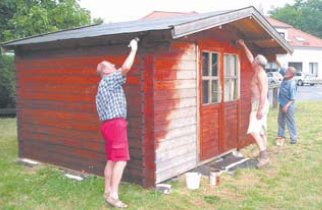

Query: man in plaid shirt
<box><xmin>96</xmin><ymin>38</ymin><xmax>138</xmax><ymax>208</ymax></box>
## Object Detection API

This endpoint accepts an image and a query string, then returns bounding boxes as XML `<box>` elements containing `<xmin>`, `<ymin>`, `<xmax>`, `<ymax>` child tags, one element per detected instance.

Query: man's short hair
<box><xmin>288</xmin><ymin>66</ymin><xmax>297</xmax><ymax>75</ymax></box>
<box><xmin>255</xmin><ymin>54</ymin><xmax>267</xmax><ymax>68</ymax></box>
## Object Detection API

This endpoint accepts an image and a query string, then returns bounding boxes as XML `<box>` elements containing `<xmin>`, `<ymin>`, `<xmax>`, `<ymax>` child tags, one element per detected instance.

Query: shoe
<box><xmin>256</xmin><ymin>158</ymin><xmax>270</xmax><ymax>169</ymax></box>
<box><xmin>105</xmin><ymin>196</ymin><xmax>128</xmax><ymax>209</ymax></box>
<box><xmin>275</xmin><ymin>137</ymin><xmax>285</xmax><ymax>146</ymax></box>
<box><xmin>290</xmin><ymin>141</ymin><xmax>297</xmax><ymax>144</ymax></box>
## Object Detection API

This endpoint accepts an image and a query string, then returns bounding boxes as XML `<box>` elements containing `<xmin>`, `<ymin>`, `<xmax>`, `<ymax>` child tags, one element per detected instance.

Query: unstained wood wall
<box><xmin>153</xmin><ymin>41</ymin><xmax>198</xmax><ymax>183</ymax></box>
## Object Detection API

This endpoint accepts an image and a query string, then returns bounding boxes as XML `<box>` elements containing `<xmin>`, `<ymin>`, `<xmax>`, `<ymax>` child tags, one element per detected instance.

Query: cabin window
<box><xmin>224</xmin><ymin>54</ymin><xmax>239</xmax><ymax>102</ymax></box>
<box><xmin>202</xmin><ymin>52</ymin><xmax>220</xmax><ymax>104</ymax></box>
<box><xmin>289</xmin><ymin>62</ymin><xmax>302</xmax><ymax>72</ymax></box>
<box><xmin>309</xmin><ymin>62</ymin><xmax>318</xmax><ymax>77</ymax></box>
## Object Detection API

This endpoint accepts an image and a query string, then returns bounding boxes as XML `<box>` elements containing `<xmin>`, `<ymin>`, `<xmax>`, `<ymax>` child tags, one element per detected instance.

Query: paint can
<box><xmin>185</xmin><ymin>172</ymin><xmax>201</xmax><ymax>190</ymax></box>
<box><xmin>209</xmin><ymin>169</ymin><xmax>221</xmax><ymax>186</ymax></box>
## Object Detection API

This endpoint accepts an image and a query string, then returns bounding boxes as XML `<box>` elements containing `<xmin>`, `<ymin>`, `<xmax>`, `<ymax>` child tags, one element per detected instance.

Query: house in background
<box><xmin>266</xmin><ymin>17</ymin><xmax>322</xmax><ymax>79</ymax></box>
<box><xmin>2</xmin><ymin>6</ymin><xmax>292</xmax><ymax>187</ymax></box>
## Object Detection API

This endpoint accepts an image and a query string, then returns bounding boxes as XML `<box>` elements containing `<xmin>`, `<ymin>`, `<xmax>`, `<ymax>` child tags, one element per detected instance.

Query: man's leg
<box><xmin>262</xmin><ymin>133</ymin><xmax>268</xmax><ymax>148</ymax></box>
<box><xmin>277</xmin><ymin>105</ymin><xmax>286</xmax><ymax>138</ymax></box>
<box><xmin>251</xmin><ymin>132</ymin><xmax>269</xmax><ymax>168</ymax></box>
<box><xmin>104</xmin><ymin>161</ymin><xmax>114</xmax><ymax>197</ymax></box>
<box><xmin>110</xmin><ymin>161</ymin><xmax>127</xmax><ymax>200</ymax></box>
<box><xmin>285</xmin><ymin>104</ymin><xmax>297</xmax><ymax>143</ymax></box>
<box><xmin>250</xmin><ymin>132</ymin><xmax>266</xmax><ymax>152</ymax></box>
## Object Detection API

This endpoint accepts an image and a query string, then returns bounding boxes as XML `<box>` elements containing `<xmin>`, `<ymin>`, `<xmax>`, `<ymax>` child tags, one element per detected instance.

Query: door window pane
<box><xmin>202</xmin><ymin>80</ymin><xmax>209</xmax><ymax>104</ymax></box>
<box><xmin>202</xmin><ymin>53</ymin><xmax>209</xmax><ymax>76</ymax></box>
<box><xmin>212</xmin><ymin>53</ymin><xmax>218</xmax><ymax>76</ymax></box>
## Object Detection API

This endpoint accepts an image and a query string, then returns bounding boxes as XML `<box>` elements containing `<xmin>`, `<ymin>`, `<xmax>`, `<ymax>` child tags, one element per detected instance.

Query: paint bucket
<box><xmin>209</xmin><ymin>169</ymin><xmax>221</xmax><ymax>186</ymax></box>
<box><xmin>185</xmin><ymin>172</ymin><xmax>201</xmax><ymax>190</ymax></box>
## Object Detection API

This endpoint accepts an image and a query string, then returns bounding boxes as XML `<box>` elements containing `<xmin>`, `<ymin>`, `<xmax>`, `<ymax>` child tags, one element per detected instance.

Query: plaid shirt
<box><xmin>96</xmin><ymin>70</ymin><xmax>127</xmax><ymax>121</ymax></box>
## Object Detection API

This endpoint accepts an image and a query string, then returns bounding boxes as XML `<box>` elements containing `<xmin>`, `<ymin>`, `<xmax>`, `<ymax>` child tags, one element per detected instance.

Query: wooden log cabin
<box><xmin>2</xmin><ymin>6</ymin><xmax>292</xmax><ymax>187</ymax></box>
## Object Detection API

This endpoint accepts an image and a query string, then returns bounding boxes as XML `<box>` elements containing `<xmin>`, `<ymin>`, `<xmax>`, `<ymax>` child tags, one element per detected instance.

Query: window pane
<box><xmin>231</xmin><ymin>55</ymin><xmax>237</xmax><ymax>76</ymax></box>
<box><xmin>224</xmin><ymin>79</ymin><xmax>230</xmax><ymax>102</ymax></box>
<box><xmin>233</xmin><ymin>79</ymin><xmax>238</xmax><ymax>100</ymax></box>
<box><xmin>212</xmin><ymin>53</ymin><xmax>218</xmax><ymax>76</ymax></box>
<box><xmin>202</xmin><ymin>80</ymin><xmax>209</xmax><ymax>104</ymax></box>
<box><xmin>211</xmin><ymin>80</ymin><xmax>219</xmax><ymax>103</ymax></box>
<box><xmin>202</xmin><ymin>52</ymin><xmax>209</xmax><ymax>76</ymax></box>
<box><xmin>224</xmin><ymin>54</ymin><xmax>237</xmax><ymax>77</ymax></box>
<box><xmin>224</xmin><ymin>55</ymin><xmax>229</xmax><ymax>76</ymax></box>
<box><xmin>288</xmin><ymin>62</ymin><xmax>302</xmax><ymax>72</ymax></box>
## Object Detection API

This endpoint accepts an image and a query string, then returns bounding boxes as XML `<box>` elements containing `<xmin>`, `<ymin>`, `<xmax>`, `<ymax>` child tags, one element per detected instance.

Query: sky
<box><xmin>78</xmin><ymin>0</ymin><xmax>295</xmax><ymax>23</ymax></box>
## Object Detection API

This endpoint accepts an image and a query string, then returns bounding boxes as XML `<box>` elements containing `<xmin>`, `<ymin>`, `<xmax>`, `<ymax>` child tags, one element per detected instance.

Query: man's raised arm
<box><xmin>237</xmin><ymin>39</ymin><xmax>254</xmax><ymax>64</ymax></box>
<box><xmin>120</xmin><ymin>38</ymin><xmax>139</xmax><ymax>76</ymax></box>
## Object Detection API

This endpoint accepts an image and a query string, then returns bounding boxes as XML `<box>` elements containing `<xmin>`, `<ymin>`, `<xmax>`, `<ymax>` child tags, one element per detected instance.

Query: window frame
<box><xmin>201</xmin><ymin>51</ymin><xmax>221</xmax><ymax>105</ymax></box>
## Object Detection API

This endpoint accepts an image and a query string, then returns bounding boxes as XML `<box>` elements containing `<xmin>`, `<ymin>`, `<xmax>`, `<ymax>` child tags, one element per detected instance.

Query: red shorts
<box><xmin>100</xmin><ymin>118</ymin><xmax>130</xmax><ymax>161</ymax></box>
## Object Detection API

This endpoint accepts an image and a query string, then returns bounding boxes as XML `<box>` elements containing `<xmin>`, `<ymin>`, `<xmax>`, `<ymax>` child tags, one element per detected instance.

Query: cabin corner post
<box><xmin>142</xmin><ymin>53</ymin><xmax>156</xmax><ymax>188</ymax></box>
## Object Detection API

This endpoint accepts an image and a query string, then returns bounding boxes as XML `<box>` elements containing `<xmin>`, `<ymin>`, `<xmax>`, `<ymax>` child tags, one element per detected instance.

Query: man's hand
<box><xmin>282</xmin><ymin>105</ymin><xmax>289</xmax><ymax>113</ymax></box>
<box><xmin>237</xmin><ymin>39</ymin><xmax>245</xmax><ymax>47</ymax></box>
<box><xmin>128</xmin><ymin>37</ymin><xmax>139</xmax><ymax>51</ymax></box>
<box><xmin>256</xmin><ymin>109</ymin><xmax>263</xmax><ymax>120</ymax></box>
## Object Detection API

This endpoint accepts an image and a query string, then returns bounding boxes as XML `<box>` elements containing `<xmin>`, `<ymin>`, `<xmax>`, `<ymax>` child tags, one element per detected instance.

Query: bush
<box><xmin>0</xmin><ymin>53</ymin><xmax>16</xmax><ymax>108</ymax></box>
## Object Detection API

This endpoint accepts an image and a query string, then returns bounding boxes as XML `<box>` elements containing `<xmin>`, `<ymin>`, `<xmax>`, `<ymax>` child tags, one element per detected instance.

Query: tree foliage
<box><xmin>0</xmin><ymin>0</ymin><xmax>103</xmax><ymax>108</ymax></box>
<box><xmin>0</xmin><ymin>55</ymin><xmax>15</xmax><ymax>108</ymax></box>
<box><xmin>270</xmin><ymin>0</ymin><xmax>322</xmax><ymax>38</ymax></box>
<box><xmin>0</xmin><ymin>0</ymin><xmax>102</xmax><ymax>42</ymax></box>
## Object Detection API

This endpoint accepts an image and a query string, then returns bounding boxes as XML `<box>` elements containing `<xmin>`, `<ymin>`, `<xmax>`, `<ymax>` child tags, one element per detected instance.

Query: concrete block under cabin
<box><xmin>2</xmin><ymin>6</ymin><xmax>292</xmax><ymax>188</ymax></box>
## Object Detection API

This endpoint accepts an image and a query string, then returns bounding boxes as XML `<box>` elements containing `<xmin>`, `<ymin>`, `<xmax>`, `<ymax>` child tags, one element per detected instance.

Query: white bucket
<box><xmin>185</xmin><ymin>172</ymin><xmax>201</xmax><ymax>190</ymax></box>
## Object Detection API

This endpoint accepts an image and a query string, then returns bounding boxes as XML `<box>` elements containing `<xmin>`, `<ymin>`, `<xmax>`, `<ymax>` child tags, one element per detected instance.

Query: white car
<box><xmin>294</xmin><ymin>72</ymin><xmax>316</xmax><ymax>86</ymax></box>
<box><xmin>267</xmin><ymin>71</ymin><xmax>283</xmax><ymax>85</ymax></box>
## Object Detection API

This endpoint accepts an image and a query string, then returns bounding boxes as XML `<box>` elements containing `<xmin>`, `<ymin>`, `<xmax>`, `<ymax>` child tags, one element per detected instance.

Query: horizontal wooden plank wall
<box><xmin>15</xmin><ymin>44</ymin><xmax>145</xmax><ymax>185</ymax></box>
<box><xmin>154</xmin><ymin>41</ymin><xmax>198</xmax><ymax>183</ymax></box>
<box><xmin>238</xmin><ymin>53</ymin><xmax>253</xmax><ymax>148</ymax></box>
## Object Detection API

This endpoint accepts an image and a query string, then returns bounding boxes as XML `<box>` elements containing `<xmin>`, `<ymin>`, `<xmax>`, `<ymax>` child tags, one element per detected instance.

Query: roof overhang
<box><xmin>1</xmin><ymin>6</ymin><xmax>292</xmax><ymax>55</ymax></box>
<box><xmin>171</xmin><ymin>7</ymin><xmax>293</xmax><ymax>54</ymax></box>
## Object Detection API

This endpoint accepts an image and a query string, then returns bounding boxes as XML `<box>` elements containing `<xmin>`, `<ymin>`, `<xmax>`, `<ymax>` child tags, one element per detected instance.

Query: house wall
<box><xmin>15</xmin><ymin>43</ymin><xmax>146</xmax><ymax>185</ymax></box>
<box><xmin>153</xmin><ymin>41</ymin><xmax>198</xmax><ymax>183</ymax></box>
<box><xmin>277</xmin><ymin>47</ymin><xmax>322</xmax><ymax>79</ymax></box>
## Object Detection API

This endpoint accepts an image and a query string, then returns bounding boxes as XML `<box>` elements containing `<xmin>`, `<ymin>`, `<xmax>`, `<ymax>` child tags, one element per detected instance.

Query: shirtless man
<box><xmin>237</xmin><ymin>39</ymin><xmax>270</xmax><ymax>168</ymax></box>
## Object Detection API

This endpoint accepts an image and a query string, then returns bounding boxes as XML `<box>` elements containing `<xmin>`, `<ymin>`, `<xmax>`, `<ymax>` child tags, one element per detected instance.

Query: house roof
<box><xmin>267</xmin><ymin>17</ymin><xmax>322</xmax><ymax>48</ymax></box>
<box><xmin>265</xmin><ymin>17</ymin><xmax>292</xmax><ymax>28</ymax></box>
<box><xmin>141</xmin><ymin>11</ymin><xmax>198</xmax><ymax>20</ymax></box>
<box><xmin>2</xmin><ymin>6</ymin><xmax>292</xmax><ymax>54</ymax></box>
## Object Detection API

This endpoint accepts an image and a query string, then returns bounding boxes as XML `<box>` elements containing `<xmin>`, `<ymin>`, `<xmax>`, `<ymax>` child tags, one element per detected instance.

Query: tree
<box><xmin>0</xmin><ymin>0</ymin><xmax>103</xmax><ymax>108</ymax></box>
<box><xmin>0</xmin><ymin>0</ymin><xmax>103</xmax><ymax>42</ymax></box>
<box><xmin>270</xmin><ymin>0</ymin><xmax>322</xmax><ymax>38</ymax></box>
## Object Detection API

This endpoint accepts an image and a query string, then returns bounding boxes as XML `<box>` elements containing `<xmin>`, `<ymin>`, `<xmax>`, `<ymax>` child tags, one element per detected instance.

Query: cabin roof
<box><xmin>2</xmin><ymin>6</ymin><xmax>292</xmax><ymax>54</ymax></box>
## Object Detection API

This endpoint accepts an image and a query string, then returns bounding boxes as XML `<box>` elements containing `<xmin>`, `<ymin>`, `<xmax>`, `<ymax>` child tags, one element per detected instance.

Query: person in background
<box><xmin>237</xmin><ymin>39</ymin><xmax>270</xmax><ymax>168</ymax></box>
<box><xmin>96</xmin><ymin>38</ymin><xmax>139</xmax><ymax>208</ymax></box>
<box><xmin>276</xmin><ymin>67</ymin><xmax>298</xmax><ymax>146</ymax></box>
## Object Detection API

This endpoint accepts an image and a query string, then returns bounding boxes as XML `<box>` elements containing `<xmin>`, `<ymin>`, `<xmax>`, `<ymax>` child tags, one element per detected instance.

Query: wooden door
<box><xmin>199</xmin><ymin>50</ymin><xmax>223</xmax><ymax>161</ymax></box>
<box><xmin>199</xmin><ymin>48</ymin><xmax>240</xmax><ymax>161</ymax></box>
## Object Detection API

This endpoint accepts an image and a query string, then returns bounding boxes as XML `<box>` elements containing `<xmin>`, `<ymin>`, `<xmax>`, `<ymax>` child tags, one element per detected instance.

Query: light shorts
<box><xmin>247</xmin><ymin>99</ymin><xmax>269</xmax><ymax>135</ymax></box>
<box><xmin>100</xmin><ymin>118</ymin><xmax>130</xmax><ymax>161</ymax></box>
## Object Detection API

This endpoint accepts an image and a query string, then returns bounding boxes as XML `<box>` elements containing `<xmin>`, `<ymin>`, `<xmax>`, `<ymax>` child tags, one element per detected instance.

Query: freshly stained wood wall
<box><xmin>153</xmin><ymin>41</ymin><xmax>198</xmax><ymax>183</ymax></box>
<box><xmin>15</xmin><ymin>43</ymin><xmax>146</xmax><ymax>185</ymax></box>
<box><xmin>238</xmin><ymin>52</ymin><xmax>253</xmax><ymax>148</ymax></box>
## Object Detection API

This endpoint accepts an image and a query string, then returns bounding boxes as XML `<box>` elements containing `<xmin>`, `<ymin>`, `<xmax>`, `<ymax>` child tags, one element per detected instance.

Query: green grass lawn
<box><xmin>1</xmin><ymin>102</ymin><xmax>322</xmax><ymax>210</ymax></box>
